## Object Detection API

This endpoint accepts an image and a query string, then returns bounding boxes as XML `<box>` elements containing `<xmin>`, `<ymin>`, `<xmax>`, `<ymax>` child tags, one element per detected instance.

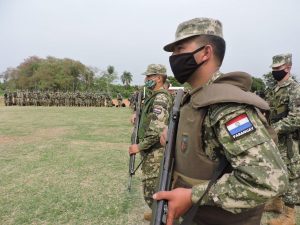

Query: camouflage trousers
<box><xmin>141</xmin><ymin>147</ymin><xmax>164</xmax><ymax>209</ymax></box>
<box><xmin>142</xmin><ymin>177</ymin><xmax>158</xmax><ymax>208</ymax></box>
<box><xmin>278</xmin><ymin>140</ymin><xmax>300</xmax><ymax>205</ymax></box>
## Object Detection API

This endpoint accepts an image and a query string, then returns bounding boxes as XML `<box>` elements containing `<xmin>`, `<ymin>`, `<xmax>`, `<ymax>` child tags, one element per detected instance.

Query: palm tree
<box><xmin>121</xmin><ymin>71</ymin><xmax>133</xmax><ymax>86</ymax></box>
<box><xmin>101</xmin><ymin>65</ymin><xmax>118</xmax><ymax>93</ymax></box>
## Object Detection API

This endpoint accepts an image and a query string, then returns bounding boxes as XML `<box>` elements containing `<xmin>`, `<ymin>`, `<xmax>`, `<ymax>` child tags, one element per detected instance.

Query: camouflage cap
<box><xmin>270</xmin><ymin>53</ymin><xmax>292</xmax><ymax>68</ymax></box>
<box><xmin>143</xmin><ymin>64</ymin><xmax>167</xmax><ymax>76</ymax></box>
<box><xmin>163</xmin><ymin>17</ymin><xmax>223</xmax><ymax>52</ymax></box>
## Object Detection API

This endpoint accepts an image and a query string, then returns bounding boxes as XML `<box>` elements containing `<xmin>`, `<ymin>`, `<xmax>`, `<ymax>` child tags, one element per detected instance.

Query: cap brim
<box><xmin>142</xmin><ymin>73</ymin><xmax>158</xmax><ymax>76</ymax></box>
<box><xmin>163</xmin><ymin>35</ymin><xmax>200</xmax><ymax>52</ymax></box>
<box><xmin>270</xmin><ymin>62</ymin><xmax>285</xmax><ymax>68</ymax></box>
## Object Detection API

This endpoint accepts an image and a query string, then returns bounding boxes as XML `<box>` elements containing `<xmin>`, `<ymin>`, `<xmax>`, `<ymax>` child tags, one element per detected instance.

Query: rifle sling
<box><xmin>180</xmin><ymin>155</ymin><xmax>228</xmax><ymax>225</ymax></box>
<box><xmin>133</xmin><ymin>157</ymin><xmax>145</xmax><ymax>174</ymax></box>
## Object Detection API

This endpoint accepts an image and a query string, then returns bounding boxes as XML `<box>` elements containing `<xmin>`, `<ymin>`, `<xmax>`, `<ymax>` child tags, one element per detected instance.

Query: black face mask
<box><xmin>169</xmin><ymin>46</ymin><xmax>206</xmax><ymax>84</ymax></box>
<box><xmin>272</xmin><ymin>69</ymin><xmax>288</xmax><ymax>81</ymax></box>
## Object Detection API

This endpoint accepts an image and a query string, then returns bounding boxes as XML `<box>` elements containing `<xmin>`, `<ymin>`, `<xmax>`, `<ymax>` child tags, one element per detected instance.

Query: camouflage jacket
<box><xmin>138</xmin><ymin>87</ymin><xmax>173</xmax><ymax>152</ymax></box>
<box><xmin>266</xmin><ymin>76</ymin><xmax>300</xmax><ymax>179</ymax></box>
<box><xmin>189</xmin><ymin>71</ymin><xmax>288</xmax><ymax>214</ymax></box>
<box><xmin>266</xmin><ymin>77</ymin><xmax>300</xmax><ymax>134</ymax></box>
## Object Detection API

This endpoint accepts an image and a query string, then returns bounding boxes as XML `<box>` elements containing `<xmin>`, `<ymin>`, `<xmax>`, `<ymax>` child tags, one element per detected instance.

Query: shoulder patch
<box><xmin>153</xmin><ymin>106</ymin><xmax>162</xmax><ymax>115</ymax></box>
<box><xmin>225</xmin><ymin>113</ymin><xmax>256</xmax><ymax>140</ymax></box>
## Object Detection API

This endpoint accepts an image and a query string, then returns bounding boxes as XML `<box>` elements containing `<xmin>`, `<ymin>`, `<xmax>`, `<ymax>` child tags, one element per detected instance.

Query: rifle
<box><xmin>151</xmin><ymin>89</ymin><xmax>184</xmax><ymax>225</ymax></box>
<box><xmin>128</xmin><ymin>91</ymin><xmax>143</xmax><ymax>192</ymax></box>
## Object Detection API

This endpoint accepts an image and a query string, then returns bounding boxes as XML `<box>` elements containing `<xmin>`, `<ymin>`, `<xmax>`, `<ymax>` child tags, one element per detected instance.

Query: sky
<box><xmin>0</xmin><ymin>0</ymin><xmax>299</xmax><ymax>85</ymax></box>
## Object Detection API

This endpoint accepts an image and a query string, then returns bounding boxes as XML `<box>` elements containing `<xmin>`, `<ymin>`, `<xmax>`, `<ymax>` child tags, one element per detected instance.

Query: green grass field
<box><xmin>0</xmin><ymin>106</ymin><xmax>299</xmax><ymax>225</ymax></box>
<box><xmin>0</xmin><ymin>106</ymin><xmax>149</xmax><ymax>225</ymax></box>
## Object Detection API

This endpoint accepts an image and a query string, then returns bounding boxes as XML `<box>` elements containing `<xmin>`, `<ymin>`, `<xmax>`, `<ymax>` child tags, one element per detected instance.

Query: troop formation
<box><xmin>3</xmin><ymin>90</ymin><xmax>117</xmax><ymax>107</ymax></box>
<box><xmin>128</xmin><ymin>17</ymin><xmax>299</xmax><ymax>225</ymax></box>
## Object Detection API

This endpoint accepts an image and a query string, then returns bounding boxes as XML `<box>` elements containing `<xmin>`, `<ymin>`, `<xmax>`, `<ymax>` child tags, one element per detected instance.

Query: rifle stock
<box><xmin>128</xmin><ymin>91</ymin><xmax>143</xmax><ymax>192</ymax></box>
<box><xmin>151</xmin><ymin>89</ymin><xmax>184</xmax><ymax>225</ymax></box>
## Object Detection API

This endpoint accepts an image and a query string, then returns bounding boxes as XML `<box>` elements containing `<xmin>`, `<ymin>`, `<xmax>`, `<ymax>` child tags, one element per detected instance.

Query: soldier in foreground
<box><xmin>265</xmin><ymin>54</ymin><xmax>300</xmax><ymax>225</ymax></box>
<box><xmin>128</xmin><ymin>64</ymin><xmax>173</xmax><ymax>221</ymax></box>
<box><xmin>153</xmin><ymin>18</ymin><xmax>288</xmax><ymax>225</ymax></box>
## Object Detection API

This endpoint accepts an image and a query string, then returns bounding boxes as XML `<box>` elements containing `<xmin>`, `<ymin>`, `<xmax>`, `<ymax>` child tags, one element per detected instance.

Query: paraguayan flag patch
<box><xmin>153</xmin><ymin>107</ymin><xmax>162</xmax><ymax>115</ymax></box>
<box><xmin>225</xmin><ymin>114</ymin><xmax>255</xmax><ymax>140</ymax></box>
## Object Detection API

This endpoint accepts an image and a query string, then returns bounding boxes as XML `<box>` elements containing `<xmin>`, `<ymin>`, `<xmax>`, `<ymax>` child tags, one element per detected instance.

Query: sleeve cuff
<box><xmin>138</xmin><ymin>143</ymin><xmax>145</xmax><ymax>152</ymax></box>
<box><xmin>191</xmin><ymin>181</ymin><xmax>210</xmax><ymax>204</ymax></box>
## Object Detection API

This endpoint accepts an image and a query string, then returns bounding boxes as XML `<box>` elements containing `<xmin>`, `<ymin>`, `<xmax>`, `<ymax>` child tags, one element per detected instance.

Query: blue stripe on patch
<box><xmin>228</xmin><ymin>122</ymin><xmax>253</xmax><ymax>135</ymax></box>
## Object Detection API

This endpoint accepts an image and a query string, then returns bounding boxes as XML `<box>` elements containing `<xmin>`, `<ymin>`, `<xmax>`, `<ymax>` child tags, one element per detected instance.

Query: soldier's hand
<box><xmin>153</xmin><ymin>188</ymin><xmax>192</xmax><ymax>225</ymax></box>
<box><xmin>129</xmin><ymin>144</ymin><xmax>140</xmax><ymax>155</ymax></box>
<box><xmin>130</xmin><ymin>112</ymin><xmax>136</xmax><ymax>125</ymax></box>
<box><xmin>160</xmin><ymin>127</ymin><xmax>168</xmax><ymax>146</ymax></box>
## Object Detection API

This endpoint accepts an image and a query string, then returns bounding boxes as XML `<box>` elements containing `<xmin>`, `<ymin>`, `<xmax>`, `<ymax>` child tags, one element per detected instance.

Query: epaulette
<box><xmin>209</xmin><ymin>103</ymin><xmax>247</xmax><ymax>126</ymax></box>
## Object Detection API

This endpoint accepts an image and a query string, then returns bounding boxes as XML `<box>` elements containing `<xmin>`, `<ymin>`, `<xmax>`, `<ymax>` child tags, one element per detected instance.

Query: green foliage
<box><xmin>110</xmin><ymin>84</ymin><xmax>140</xmax><ymax>98</ymax></box>
<box><xmin>263</xmin><ymin>72</ymin><xmax>276</xmax><ymax>90</ymax></box>
<box><xmin>1</xmin><ymin>58</ymin><xmax>141</xmax><ymax>98</ymax></box>
<box><xmin>251</xmin><ymin>77</ymin><xmax>265</xmax><ymax>92</ymax></box>
<box><xmin>120</xmin><ymin>71</ymin><xmax>133</xmax><ymax>86</ymax></box>
<box><xmin>3</xmin><ymin>56</ymin><xmax>94</xmax><ymax>91</ymax></box>
<box><xmin>101</xmin><ymin>65</ymin><xmax>118</xmax><ymax>84</ymax></box>
<box><xmin>168</xmin><ymin>76</ymin><xmax>182</xmax><ymax>87</ymax></box>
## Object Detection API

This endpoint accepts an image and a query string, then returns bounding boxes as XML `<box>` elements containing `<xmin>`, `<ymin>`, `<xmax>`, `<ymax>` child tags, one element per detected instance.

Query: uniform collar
<box><xmin>274</xmin><ymin>76</ymin><xmax>293</xmax><ymax>91</ymax></box>
<box><xmin>183</xmin><ymin>71</ymin><xmax>223</xmax><ymax>103</ymax></box>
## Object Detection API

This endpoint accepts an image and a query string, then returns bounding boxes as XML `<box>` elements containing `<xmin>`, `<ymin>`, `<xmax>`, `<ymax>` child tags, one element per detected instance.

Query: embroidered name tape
<box><xmin>225</xmin><ymin>114</ymin><xmax>255</xmax><ymax>140</ymax></box>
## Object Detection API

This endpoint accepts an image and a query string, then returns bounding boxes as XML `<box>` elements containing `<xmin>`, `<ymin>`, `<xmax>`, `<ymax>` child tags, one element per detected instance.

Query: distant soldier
<box><xmin>163</xmin><ymin>79</ymin><xmax>170</xmax><ymax>90</ymax></box>
<box><xmin>117</xmin><ymin>92</ymin><xmax>123</xmax><ymax>107</ymax></box>
<box><xmin>3</xmin><ymin>91</ymin><xmax>8</xmax><ymax>106</ymax></box>
<box><xmin>128</xmin><ymin>64</ymin><xmax>173</xmax><ymax>221</ymax></box>
<box><xmin>8</xmin><ymin>91</ymin><xmax>13</xmax><ymax>106</ymax></box>
<box><xmin>265</xmin><ymin>53</ymin><xmax>300</xmax><ymax>225</ymax></box>
<box><xmin>129</xmin><ymin>91</ymin><xmax>138</xmax><ymax>110</ymax></box>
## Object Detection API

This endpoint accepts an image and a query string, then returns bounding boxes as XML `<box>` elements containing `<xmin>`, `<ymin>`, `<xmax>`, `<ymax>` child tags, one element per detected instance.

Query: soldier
<box><xmin>153</xmin><ymin>18</ymin><xmax>288</xmax><ymax>225</ymax></box>
<box><xmin>163</xmin><ymin>79</ymin><xmax>170</xmax><ymax>90</ymax></box>
<box><xmin>265</xmin><ymin>54</ymin><xmax>300</xmax><ymax>225</ymax></box>
<box><xmin>117</xmin><ymin>92</ymin><xmax>123</xmax><ymax>107</ymax></box>
<box><xmin>3</xmin><ymin>91</ymin><xmax>8</xmax><ymax>106</ymax></box>
<box><xmin>128</xmin><ymin>64</ymin><xmax>173</xmax><ymax>221</ymax></box>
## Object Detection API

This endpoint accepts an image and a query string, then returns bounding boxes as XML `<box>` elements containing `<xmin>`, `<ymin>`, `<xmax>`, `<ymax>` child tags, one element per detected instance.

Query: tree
<box><xmin>168</xmin><ymin>76</ymin><xmax>182</xmax><ymax>87</ymax></box>
<box><xmin>251</xmin><ymin>77</ymin><xmax>265</xmax><ymax>92</ymax></box>
<box><xmin>120</xmin><ymin>71</ymin><xmax>133</xmax><ymax>86</ymax></box>
<box><xmin>102</xmin><ymin>65</ymin><xmax>118</xmax><ymax>83</ymax></box>
<box><xmin>1</xmin><ymin>56</ymin><xmax>95</xmax><ymax>91</ymax></box>
<box><xmin>101</xmin><ymin>65</ymin><xmax>118</xmax><ymax>93</ymax></box>
<box><xmin>263</xmin><ymin>72</ymin><xmax>276</xmax><ymax>90</ymax></box>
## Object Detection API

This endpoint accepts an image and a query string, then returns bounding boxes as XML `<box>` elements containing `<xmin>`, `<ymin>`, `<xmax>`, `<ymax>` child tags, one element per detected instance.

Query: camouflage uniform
<box><xmin>137</xmin><ymin>64</ymin><xmax>173</xmax><ymax>208</ymax></box>
<box><xmin>163</xmin><ymin>18</ymin><xmax>288</xmax><ymax>225</ymax></box>
<box><xmin>266</xmin><ymin>54</ymin><xmax>300</xmax><ymax>206</ymax></box>
<box><xmin>189</xmin><ymin>72</ymin><xmax>288</xmax><ymax>212</ymax></box>
<box><xmin>117</xmin><ymin>93</ymin><xmax>123</xmax><ymax>107</ymax></box>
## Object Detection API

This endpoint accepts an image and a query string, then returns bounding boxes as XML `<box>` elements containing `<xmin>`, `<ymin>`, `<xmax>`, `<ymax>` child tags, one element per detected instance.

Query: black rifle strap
<box><xmin>180</xmin><ymin>155</ymin><xmax>228</xmax><ymax>225</ymax></box>
<box><xmin>133</xmin><ymin>157</ymin><xmax>145</xmax><ymax>174</ymax></box>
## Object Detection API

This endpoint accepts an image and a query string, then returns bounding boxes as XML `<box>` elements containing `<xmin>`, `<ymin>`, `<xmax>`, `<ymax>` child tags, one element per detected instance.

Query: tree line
<box><xmin>0</xmin><ymin>56</ymin><xmax>135</xmax><ymax>97</ymax></box>
<box><xmin>1</xmin><ymin>55</ymin><xmax>294</xmax><ymax>97</ymax></box>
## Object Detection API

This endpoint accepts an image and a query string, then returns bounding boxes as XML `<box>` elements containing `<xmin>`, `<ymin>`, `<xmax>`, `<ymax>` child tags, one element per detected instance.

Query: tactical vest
<box><xmin>174</xmin><ymin>72</ymin><xmax>269</xmax><ymax>225</ymax></box>
<box><xmin>269</xmin><ymin>82</ymin><xmax>293</xmax><ymax>123</ymax></box>
<box><xmin>138</xmin><ymin>89</ymin><xmax>172</xmax><ymax>141</ymax></box>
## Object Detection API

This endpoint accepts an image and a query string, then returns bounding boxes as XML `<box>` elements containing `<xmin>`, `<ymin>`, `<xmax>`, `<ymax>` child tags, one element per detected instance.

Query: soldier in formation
<box><xmin>128</xmin><ymin>64</ymin><xmax>173</xmax><ymax>221</ymax></box>
<box><xmin>153</xmin><ymin>17</ymin><xmax>288</xmax><ymax>225</ymax></box>
<box><xmin>265</xmin><ymin>53</ymin><xmax>300</xmax><ymax>225</ymax></box>
<box><xmin>2</xmin><ymin>90</ymin><xmax>118</xmax><ymax>107</ymax></box>
<box><xmin>116</xmin><ymin>92</ymin><xmax>123</xmax><ymax>107</ymax></box>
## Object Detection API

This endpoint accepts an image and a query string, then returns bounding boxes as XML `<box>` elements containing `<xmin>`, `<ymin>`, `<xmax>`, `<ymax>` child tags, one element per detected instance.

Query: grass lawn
<box><xmin>0</xmin><ymin>106</ymin><xmax>299</xmax><ymax>225</ymax></box>
<box><xmin>0</xmin><ymin>106</ymin><xmax>149</xmax><ymax>225</ymax></box>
